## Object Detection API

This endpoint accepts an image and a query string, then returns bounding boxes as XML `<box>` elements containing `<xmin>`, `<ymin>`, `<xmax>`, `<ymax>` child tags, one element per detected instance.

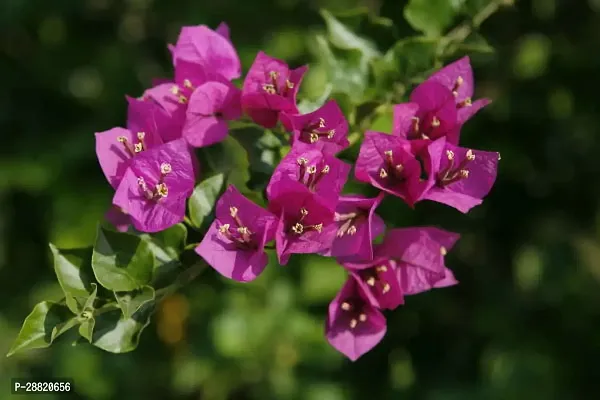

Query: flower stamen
<box><xmin>458</xmin><ymin>97</ymin><xmax>472</xmax><ymax>108</ymax></box>
<box><xmin>155</xmin><ymin>183</ymin><xmax>168</xmax><ymax>198</ymax></box>
<box><xmin>160</xmin><ymin>163</ymin><xmax>172</xmax><ymax>175</ymax></box>
<box><xmin>302</xmin><ymin>117</ymin><xmax>334</xmax><ymax>144</ymax></box>
<box><xmin>117</xmin><ymin>136</ymin><xmax>136</xmax><ymax>157</ymax></box>
<box><xmin>438</xmin><ymin>148</ymin><xmax>475</xmax><ymax>186</ymax></box>
<box><xmin>452</xmin><ymin>76</ymin><xmax>464</xmax><ymax>97</ymax></box>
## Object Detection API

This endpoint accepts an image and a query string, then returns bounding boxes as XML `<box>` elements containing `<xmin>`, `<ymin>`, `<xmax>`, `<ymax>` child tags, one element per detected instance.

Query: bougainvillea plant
<box><xmin>8</xmin><ymin>0</ymin><xmax>509</xmax><ymax>361</ymax></box>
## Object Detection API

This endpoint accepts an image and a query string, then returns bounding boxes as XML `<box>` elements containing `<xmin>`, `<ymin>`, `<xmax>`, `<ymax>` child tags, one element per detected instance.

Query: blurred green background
<box><xmin>1</xmin><ymin>0</ymin><xmax>600</xmax><ymax>399</ymax></box>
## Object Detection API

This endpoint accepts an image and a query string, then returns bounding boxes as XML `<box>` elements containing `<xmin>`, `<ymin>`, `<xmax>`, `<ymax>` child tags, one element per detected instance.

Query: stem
<box><xmin>438</xmin><ymin>0</ymin><xmax>508</xmax><ymax>57</ymax></box>
<box><xmin>155</xmin><ymin>261</ymin><xmax>208</xmax><ymax>301</ymax></box>
<box><xmin>90</xmin><ymin>303</ymin><xmax>120</xmax><ymax>317</ymax></box>
<box><xmin>184</xmin><ymin>242</ymin><xmax>199</xmax><ymax>250</ymax></box>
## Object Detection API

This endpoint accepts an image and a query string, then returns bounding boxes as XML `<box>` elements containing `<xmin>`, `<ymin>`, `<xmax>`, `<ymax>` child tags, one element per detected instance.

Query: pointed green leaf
<box><xmin>375</xmin><ymin>36</ymin><xmax>440</xmax><ymax>91</ymax></box>
<box><xmin>188</xmin><ymin>174</ymin><xmax>225</xmax><ymax>229</ymax></box>
<box><xmin>141</xmin><ymin>223</ymin><xmax>187</xmax><ymax>263</ymax></box>
<box><xmin>91</xmin><ymin>303</ymin><xmax>153</xmax><ymax>353</ymax></box>
<box><xmin>404</xmin><ymin>0</ymin><xmax>456</xmax><ymax>37</ymax></box>
<box><xmin>312</xmin><ymin>35</ymin><xmax>370</xmax><ymax>102</ymax></box>
<box><xmin>138</xmin><ymin>224</ymin><xmax>187</xmax><ymax>289</ymax></box>
<box><xmin>78</xmin><ymin>318</ymin><xmax>95</xmax><ymax>342</ymax></box>
<box><xmin>455</xmin><ymin>32</ymin><xmax>495</xmax><ymax>54</ymax></box>
<box><xmin>92</xmin><ymin>227</ymin><xmax>154</xmax><ymax>292</ymax></box>
<box><xmin>82</xmin><ymin>283</ymin><xmax>98</xmax><ymax>312</ymax></box>
<box><xmin>298</xmin><ymin>84</ymin><xmax>333</xmax><ymax>114</ymax></box>
<box><xmin>49</xmin><ymin>244</ymin><xmax>95</xmax><ymax>313</ymax></box>
<box><xmin>52</xmin><ymin>317</ymin><xmax>79</xmax><ymax>342</ymax></box>
<box><xmin>7</xmin><ymin>301</ymin><xmax>76</xmax><ymax>357</ymax></box>
<box><xmin>329</xmin><ymin>6</ymin><xmax>394</xmax><ymax>29</ymax></box>
<box><xmin>77</xmin><ymin>283</ymin><xmax>98</xmax><ymax>342</ymax></box>
<box><xmin>230</xmin><ymin>127</ymin><xmax>286</xmax><ymax>176</ymax></box>
<box><xmin>320</xmin><ymin>9</ymin><xmax>380</xmax><ymax>59</ymax></box>
<box><xmin>114</xmin><ymin>286</ymin><xmax>155</xmax><ymax>319</ymax></box>
<box><xmin>201</xmin><ymin>136</ymin><xmax>251</xmax><ymax>190</ymax></box>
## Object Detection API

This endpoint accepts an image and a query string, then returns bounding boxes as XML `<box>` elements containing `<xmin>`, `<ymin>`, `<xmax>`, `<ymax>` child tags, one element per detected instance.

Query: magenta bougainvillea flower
<box><xmin>182</xmin><ymin>81</ymin><xmax>242</xmax><ymax>147</ymax></box>
<box><xmin>168</xmin><ymin>23</ymin><xmax>241</xmax><ymax>81</ymax></box>
<box><xmin>126</xmin><ymin>96</ymin><xmax>178</xmax><ymax>141</ymax></box>
<box><xmin>268</xmin><ymin>179</ymin><xmax>336</xmax><ymax>265</ymax></box>
<box><xmin>421</xmin><ymin>137</ymin><xmax>499</xmax><ymax>213</ymax></box>
<box><xmin>426</xmin><ymin>56</ymin><xmax>491</xmax><ymax>126</ymax></box>
<box><xmin>355</xmin><ymin>130</ymin><xmax>432</xmax><ymax>206</ymax></box>
<box><xmin>343</xmin><ymin>258</ymin><xmax>404</xmax><ymax>310</ymax></box>
<box><xmin>325</xmin><ymin>275</ymin><xmax>387</xmax><ymax>361</ymax></box>
<box><xmin>266</xmin><ymin>147</ymin><xmax>350</xmax><ymax>210</ymax></box>
<box><xmin>112</xmin><ymin>139</ymin><xmax>195</xmax><ymax>233</ymax></box>
<box><xmin>376</xmin><ymin>227</ymin><xmax>459</xmax><ymax>295</ymax></box>
<box><xmin>196</xmin><ymin>185</ymin><xmax>278</xmax><ymax>282</ymax></box>
<box><xmin>95</xmin><ymin>100</ymin><xmax>166</xmax><ymax>189</ymax></box>
<box><xmin>141</xmin><ymin>58</ymin><xmax>239</xmax><ymax>143</ymax></box>
<box><xmin>241</xmin><ymin>51</ymin><xmax>307</xmax><ymax>128</ymax></box>
<box><xmin>281</xmin><ymin>100</ymin><xmax>349</xmax><ymax>154</ymax></box>
<box><xmin>392</xmin><ymin>81</ymin><xmax>459</xmax><ymax>143</ymax></box>
<box><xmin>392</xmin><ymin>57</ymin><xmax>490</xmax><ymax>144</ymax></box>
<box><xmin>321</xmin><ymin>193</ymin><xmax>386</xmax><ymax>261</ymax></box>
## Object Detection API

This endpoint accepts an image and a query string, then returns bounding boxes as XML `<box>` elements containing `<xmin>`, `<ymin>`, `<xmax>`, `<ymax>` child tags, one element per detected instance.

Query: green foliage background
<box><xmin>1</xmin><ymin>0</ymin><xmax>599</xmax><ymax>398</ymax></box>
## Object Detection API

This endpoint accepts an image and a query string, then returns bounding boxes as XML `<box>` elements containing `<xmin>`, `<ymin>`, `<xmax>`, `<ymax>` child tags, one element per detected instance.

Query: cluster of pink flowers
<box><xmin>94</xmin><ymin>23</ymin><xmax>499</xmax><ymax>361</ymax></box>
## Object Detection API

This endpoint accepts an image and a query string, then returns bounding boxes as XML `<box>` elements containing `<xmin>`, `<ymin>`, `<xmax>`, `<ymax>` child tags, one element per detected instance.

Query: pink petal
<box><xmin>195</xmin><ymin>221</ymin><xmax>270</xmax><ymax>282</ymax></box>
<box><xmin>171</xmin><ymin>26</ymin><xmax>241</xmax><ymax>80</ymax></box>
<box><xmin>457</xmin><ymin>98</ymin><xmax>491</xmax><ymax>125</ymax></box>
<box><xmin>392</xmin><ymin>102</ymin><xmax>419</xmax><ymax>138</ymax></box>
<box><xmin>113</xmin><ymin>169</ymin><xmax>188</xmax><ymax>233</ymax></box>
<box><xmin>427</xmin><ymin>56</ymin><xmax>474</xmax><ymax>102</ymax></box>
<box><xmin>183</xmin><ymin>81</ymin><xmax>241</xmax><ymax>147</ymax></box>
<box><xmin>95</xmin><ymin>127</ymin><xmax>135</xmax><ymax>189</ymax></box>
<box><xmin>325</xmin><ymin>277</ymin><xmax>387</xmax><ymax>361</ymax></box>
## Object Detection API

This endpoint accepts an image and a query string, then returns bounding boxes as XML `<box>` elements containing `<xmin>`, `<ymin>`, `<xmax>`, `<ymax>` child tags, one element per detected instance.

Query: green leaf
<box><xmin>320</xmin><ymin>9</ymin><xmax>380</xmax><ymax>59</ymax></box>
<box><xmin>77</xmin><ymin>283</ymin><xmax>98</xmax><ymax>342</ymax></box>
<box><xmin>188</xmin><ymin>174</ymin><xmax>225</xmax><ymax>229</ymax></box>
<box><xmin>230</xmin><ymin>127</ymin><xmax>286</xmax><ymax>177</ymax></box>
<box><xmin>142</xmin><ymin>223</ymin><xmax>187</xmax><ymax>263</ymax></box>
<box><xmin>49</xmin><ymin>244</ymin><xmax>95</xmax><ymax>313</ymax></box>
<box><xmin>370</xmin><ymin>107</ymin><xmax>394</xmax><ymax>133</ymax></box>
<box><xmin>78</xmin><ymin>318</ymin><xmax>95</xmax><ymax>342</ymax></box>
<box><xmin>7</xmin><ymin>301</ymin><xmax>76</xmax><ymax>357</ymax></box>
<box><xmin>91</xmin><ymin>303</ymin><xmax>153</xmax><ymax>353</ymax></box>
<box><xmin>92</xmin><ymin>227</ymin><xmax>154</xmax><ymax>292</ymax></box>
<box><xmin>455</xmin><ymin>32</ymin><xmax>495</xmax><ymax>54</ymax></box>
<box><xmin>404</xmin><ymin>0</ymin><xmax>456</xmax><ymax>37</ymax></box>
<box><xmin>298</xmin><ymin>84</ymin><xmax>333</xmax><ymax>114</ymax></box>
<box><xmin>114</xmin><ymin>286</ymin><xmax>155</xmax><ymax>319</ymax></box>
<box><xmin>201</xmin><ymin>136</ymin><xmax>251</xmax><ymax>190</ymax></box>
<box><xmin>312</xmin><ymin>34</ymin><xmax>370</xmax><ymax>102</ymax></box>
<box><xmin>377</xmin><ymin>36</ymin><xmax>440</xmax><ymax>90</ymax></box>
<box><xmin>138</xmin><ymin>224</ymin><xmax>187</xmax><ymax>289</ymax></box>
<box><xmin>82</xmin><ymin>283</ymin><xmax>98</xmax><ymax>312</ymax></box>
